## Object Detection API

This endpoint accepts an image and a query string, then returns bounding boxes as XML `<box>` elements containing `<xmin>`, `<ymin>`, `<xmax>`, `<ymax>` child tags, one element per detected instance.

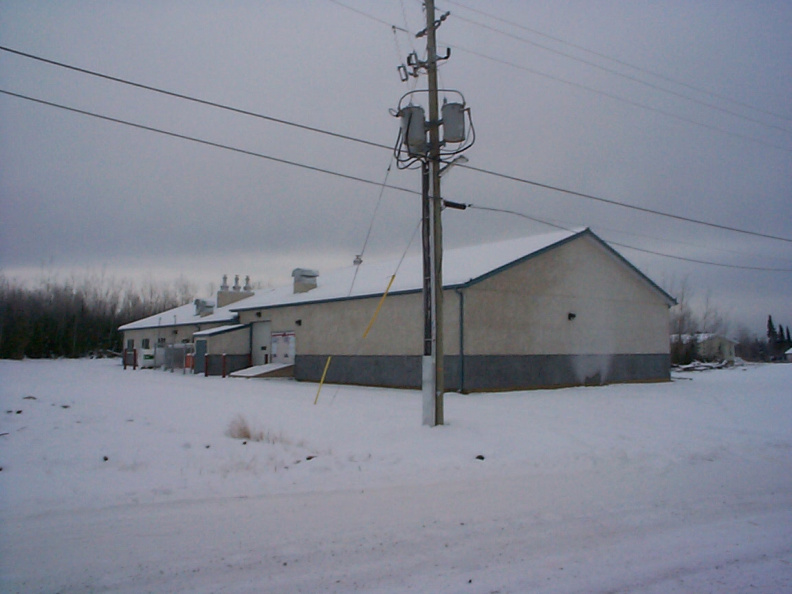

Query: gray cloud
<box><xmin>1</xmin><ymin>0</ymin><xmax>790</xmax><ymax>335</ymax></box>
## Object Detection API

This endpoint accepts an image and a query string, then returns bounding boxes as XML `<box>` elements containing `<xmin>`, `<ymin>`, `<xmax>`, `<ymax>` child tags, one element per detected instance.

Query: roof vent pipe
<box><xmin>292</xmin><ymin>268</ymin><xmax>319</xmax><ymax>294</ymax></box>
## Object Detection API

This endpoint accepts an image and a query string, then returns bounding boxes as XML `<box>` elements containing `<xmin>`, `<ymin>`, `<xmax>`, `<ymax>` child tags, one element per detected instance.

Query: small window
<box><xmin>126</xmin><ymin>339</ymin><xmax>134</xmax><ymax>350</ymax></box>
<box><xmin>141</xmin><ymin>338</ymin><xmax>151</xmax><ymax>349</ymax></box>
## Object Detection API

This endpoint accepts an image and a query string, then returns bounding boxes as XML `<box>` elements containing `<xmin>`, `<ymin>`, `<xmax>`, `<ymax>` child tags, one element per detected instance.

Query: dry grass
<box><xmin>226</xmin><ymin>414</ymin><xmax>287</xmax><ymax>444</ymax></box>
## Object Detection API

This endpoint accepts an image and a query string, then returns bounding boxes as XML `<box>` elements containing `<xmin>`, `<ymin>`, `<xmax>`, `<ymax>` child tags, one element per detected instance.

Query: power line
<box><xmin>3</xmin><ymin>88</ymin><xmax>790</xmax><ymax>270</ymax></box>
<box><xmin>448</xmin><ymin>12</ymin><xmax>792</xmax><ymax>136</ymax></box>
<box><xmin>0</xmin><ymin>89</ymin><xmax>420</xmax><ymax>198</ymax></box>
<box><xmin>0</xmin><ymin>45</ymin><xmax>392</xmax><ymax>153</ymax></box>
<box><xmin>316</xmin><ymin>5</ymin><xmax>792</xmax><ymax>151</ymax></box>
<box><xmin>456</xmin><ymin>162</ymin><xmax>792</xmax><ymax>244</ymax></box>
<box><xmin>444</xmin><ymin>0</ymin><xmax>792</xmax><ymax>124</ymax></box>
<box><xmin>608</xmin><ymin>241</ymin><xmax>792</xmax><ymax>272</ymax></box>
<box><xmin>328</xmin><ymin>0</ymin><xmax>409</xmax><ymax>33</ymax></box>
<box><xmin>444</xmin><ymin>42</ymin><xmax>792</xmax><ymax>154</ymax></box>
<box><xmin>467</xmin><ymin>204</ymin><xmax>792</xmax><ymax>272</ymax></box>
<box><xmin>3</xmin><ymin>84</ymin><xmax>789</xmax><ymax>245</ymax></box>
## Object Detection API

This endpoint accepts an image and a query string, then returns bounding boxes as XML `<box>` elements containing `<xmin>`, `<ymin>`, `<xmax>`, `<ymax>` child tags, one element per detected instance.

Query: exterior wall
<box><xmin>295</xmin><ymin>352</ymin><xmax>670</xmax><ymax>391</ymax></box>
<box><xmin>122</xmin><ymin>322</ymin><xmax>226</xmax><ymax>371</ymax></box>
<box><xmin>698</xmin><ymin>337</ymin><xmax>736</xmax><ymax>362</ymax></box>
<box><xmin>122</xmin><ymin>325</ymin><xmax>196</xmax><ymax>350</ymax></box>
<box><xmin>201</xmin><ymin>328</ymin><xmax>250</xmax><ymax>355</ymax></box>
<box><xmin>217</xmin><ymin>290</ymin><xmax>254</xmax><ymax>308</ymax></box>
<box><xmin>462</xmin><ymin>234</ymin><xmax>670</xmax><ymax>356</ymax></box>
<box><xmin>204</xmin><ymin>354</ymin><xmax>251</xmax><ymax>376</ymax></box>
<box><xmin>237</xmin><ymin>294</ymin><xmax>460</xmax><ymax>357</ymax></box>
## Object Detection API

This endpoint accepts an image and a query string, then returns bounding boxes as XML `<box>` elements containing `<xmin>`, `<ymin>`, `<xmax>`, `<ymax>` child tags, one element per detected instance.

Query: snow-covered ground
<box><xmin>1</xmin><ymin>359</ymin><xmax>791</xmax><ymax>593</ymax></box>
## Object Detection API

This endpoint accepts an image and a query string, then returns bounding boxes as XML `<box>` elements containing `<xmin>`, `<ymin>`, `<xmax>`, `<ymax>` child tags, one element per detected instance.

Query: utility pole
<box><xmin>393</xmin><ymin>0</ymin><xmax>473</xmax><ymax>426</ymax></box>
<box><xmin>424</xmin><ymin>0</ymin><xmax>444</xmax><ymax>426</ymax></box>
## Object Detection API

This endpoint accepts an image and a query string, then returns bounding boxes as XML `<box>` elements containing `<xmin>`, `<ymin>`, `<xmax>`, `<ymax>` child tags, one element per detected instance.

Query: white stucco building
<box><xmin>120</xmin><ymin>228</ymin><xmax>676</xmax><ymax>390</ymax></box>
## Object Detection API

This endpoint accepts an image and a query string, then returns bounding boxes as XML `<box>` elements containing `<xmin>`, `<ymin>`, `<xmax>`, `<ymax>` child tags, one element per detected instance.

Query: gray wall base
<box><xmin>295</xmin><ymin>354</ymin><xmax>670</xmax><ymax>391</ymax></box>
<box><xmin>205</xmin><ymin>354</ymin><xmax>251</xmax><ymax>377</ymax></box>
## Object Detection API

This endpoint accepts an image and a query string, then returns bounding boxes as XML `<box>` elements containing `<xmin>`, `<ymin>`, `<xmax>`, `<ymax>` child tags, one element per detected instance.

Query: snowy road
<box><xmin>4</xmin><ymin>452</ymin><xmax>791</xmax><ymax>592</ymax></box>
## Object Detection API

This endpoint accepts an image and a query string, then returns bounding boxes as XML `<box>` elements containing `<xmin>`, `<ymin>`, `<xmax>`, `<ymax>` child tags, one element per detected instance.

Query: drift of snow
<box><xmin>1</xmin><ymin>359</ymin><xmax>790</xmax><ymax>592</ymax></box>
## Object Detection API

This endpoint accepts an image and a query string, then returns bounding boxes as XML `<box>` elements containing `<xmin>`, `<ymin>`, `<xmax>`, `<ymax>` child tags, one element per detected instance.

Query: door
<box><xmin>193</xmin><ymin>340</ymin><xmax>206</xmax><ymax>374</ymax></box>
<box><xmin>271</xmin><ymin>331</ymin><xmax>296</xmax><ymax>365</ymax></box>
<box><xmin>251</xmin><ymin>321</ymin><xmax>271</xmax><ymax>366</ymax></box>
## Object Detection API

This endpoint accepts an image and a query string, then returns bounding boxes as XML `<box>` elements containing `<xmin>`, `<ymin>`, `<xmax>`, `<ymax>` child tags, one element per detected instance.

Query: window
<box><xmin>126</xmin><ymin>339</ymin><xmax>134</xmax><ymax>350</ymax></box>
<box><xmin>142</xmin><ymin>338</ymin><xmax>150</xmax><ymax>349</ymax></box>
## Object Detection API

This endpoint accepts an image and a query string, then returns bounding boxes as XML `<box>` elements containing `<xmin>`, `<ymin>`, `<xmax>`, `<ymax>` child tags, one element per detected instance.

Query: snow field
<box><xmin>1</xmin><ymin>359</ymin><xmax>791</xmax><ymax>592</ymax></box>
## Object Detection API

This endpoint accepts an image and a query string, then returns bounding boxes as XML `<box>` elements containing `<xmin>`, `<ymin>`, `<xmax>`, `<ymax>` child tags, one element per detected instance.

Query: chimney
<box><xmin>292</xmin><ymin>268</ymin><xmax>319</xmax><ymax>294</ymax></box>
<box><xmin>217</xmin><ymin>274</ymin><xmax>254</xmax><ymax>307</ymax></box>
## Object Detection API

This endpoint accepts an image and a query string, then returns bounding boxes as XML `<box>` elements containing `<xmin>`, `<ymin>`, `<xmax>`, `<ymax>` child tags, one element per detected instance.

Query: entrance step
<box><xmin>229</xmin><ymin>363</ymin><xmax>294</xmax><ymax>379</ymax></box>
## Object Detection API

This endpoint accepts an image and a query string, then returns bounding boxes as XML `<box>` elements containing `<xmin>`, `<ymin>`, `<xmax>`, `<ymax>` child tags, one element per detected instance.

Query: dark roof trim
<box><xmin>456</xmin><ymin>228</ymin><xmax>675</xmax><ymax>306</ymax></box>
<box><xmin>457</xmin><ymin>228</ymin><xmax>589</xmax><ymax>289</ymax></box>
<box><xmin>194</xmin><ymin>323</ymin><xmax>251</xmax><ymax>338</ymax></box>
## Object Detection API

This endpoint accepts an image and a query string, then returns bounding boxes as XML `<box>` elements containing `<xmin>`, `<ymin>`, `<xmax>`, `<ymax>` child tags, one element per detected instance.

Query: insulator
<box><xmin>442</xmin><ymin>102</ymin><xmax>466</xmax><ymax>143</ymax></box>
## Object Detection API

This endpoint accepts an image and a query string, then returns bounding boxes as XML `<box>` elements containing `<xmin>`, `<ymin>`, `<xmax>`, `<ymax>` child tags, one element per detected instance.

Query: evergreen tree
<box><xmin>767</xmin><ymin>315</ymin><xmax>777</xmax><ymax>342</ymax></box>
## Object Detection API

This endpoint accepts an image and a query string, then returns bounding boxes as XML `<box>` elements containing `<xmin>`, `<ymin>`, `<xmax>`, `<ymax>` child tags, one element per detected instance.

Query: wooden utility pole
<box><xmin>397</xmin><ymin>1</ymin><xmax>470</xmax><ymax>425</ymax></box>
<box><xmin>423</xmin><ymin>0</ymin><xmax>444</xmax><ymax>426</ymax></box>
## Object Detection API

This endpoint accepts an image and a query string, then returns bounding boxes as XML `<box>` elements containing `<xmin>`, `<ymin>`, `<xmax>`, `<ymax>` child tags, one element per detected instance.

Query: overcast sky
<box><xmin>1</xmin><ymin>1</ymin><xmax>790</xmax><ymax>336</ymax></box>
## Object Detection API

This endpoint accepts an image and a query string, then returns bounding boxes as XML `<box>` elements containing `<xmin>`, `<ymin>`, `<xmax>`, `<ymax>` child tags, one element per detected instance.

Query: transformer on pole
<box><xmin>392</xmin><ymin>0</ymin><xmax>474</xmax><ymax>426</ymax></box>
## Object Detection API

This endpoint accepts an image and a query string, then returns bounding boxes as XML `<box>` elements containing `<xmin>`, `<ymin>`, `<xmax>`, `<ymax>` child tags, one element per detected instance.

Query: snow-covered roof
<box><xmin>232</xmin><ymin>228</ymin><xmax>582</xmax><ymax>312</ymax></box>
<box><xmin>672</xmin><ymin>333</ymin><xmax>738</xmax><ymax>344</ymax></box>
<box><xmin>118</xmin><ymin>301</ymin><xmax>240</xmax><ymax>331</ymax></box>
<box><xmin>120</xmin><ymin>228</ymin><xmax>672</xmax><ymax>329</ymax></box>
<box><xmin>233</xmin><ymin>228</ymin><xmax>672</xmax><ymax>312</ymax></box>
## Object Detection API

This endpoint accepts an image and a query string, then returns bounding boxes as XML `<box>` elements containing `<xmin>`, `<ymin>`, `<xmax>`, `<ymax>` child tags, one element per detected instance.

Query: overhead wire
<box><xmin>320</xmin><ymin>4</ymin><xmax>792</xmax><ymax>151</ymax></box>
<box><xmin>0</xmin><ymin>45</ymin><xmax>392</xmax><ymax>153</ymax></box>
<box><xmin>444</xmin><ymin>0</ymin><xmax>791</xmax><ymax>124</ymax></box>
<box><xmin>348</xmin><ymin>157</ymin><xmax>395</xmax><ymax>296</ymax></box>
<box><xmin>607</xmin><ymin>241</ymin><xmax>792</xmax><ymax>272</ymax></box>
<box><xmin>0</xmin><ymin>89</ymin><xmax>420</xmax><ymax>199</ymax></box>
<box><xmin>3</xmin><ymin>85</ymin><xmax>791</xmax><ymax>250</ymax></box>
<box><xmin>465</xmin><ymin>204</ymin><xmax>792</xmax><ymax>272</ymax></box>
<box><xmin>2</xmin><ymin>45</ymin><xmax>790</xmax><ymax>243</ymax></box>
<box><xmin>455</xmin><ymin>162</ymin><xmax>792</xmax><ymax>244</ymax></box>
<box><xmin>441</xmin><ymin>42</ymin><xmax>792</xmax><ymax>153</ymax></box>
<box><xmin>446</xmin><ymin>11</ymin><xmax>792</xmax><ymax>136</ymax></box>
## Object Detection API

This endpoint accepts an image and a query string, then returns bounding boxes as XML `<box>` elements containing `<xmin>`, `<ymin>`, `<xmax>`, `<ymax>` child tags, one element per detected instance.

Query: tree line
<box><xmin>0</xmin><ymin>273</ymin><xmax>195</xmax><ymax>359</ymax></box>
<box><xmin>667</xmin><ymin>278</ymin><xmax>788</xmax><ymax>364</ymax></box>
<box><xmin>766</xmin><ymin>315</ymin><xmax>792</xmax><ymax>360</ymax></box>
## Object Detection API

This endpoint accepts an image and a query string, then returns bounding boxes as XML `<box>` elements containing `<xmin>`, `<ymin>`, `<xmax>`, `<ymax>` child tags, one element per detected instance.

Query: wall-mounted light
<box><xmin>296</xmin><ymin>319</ymin><xmax>302</xmax><ymax>326</ymax></box>
<box><xmin>256</xmin><ymin>311</ymin><xmax>262</xmax><ymax>318</ymax></box>
<box><xmin>568</xmin><ymin>313</ymin><xmax>576</xmax><ymax>321</ymax></box>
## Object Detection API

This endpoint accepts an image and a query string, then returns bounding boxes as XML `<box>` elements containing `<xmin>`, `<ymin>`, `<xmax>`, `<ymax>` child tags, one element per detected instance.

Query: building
<box><xmin>671</xmin><ymin>333</ymin><xmax>738</xmax><ymax>364</ymax></box>
<box><xmin>120</xmin><ymin>229</ymin><xmax>675</xmax><ymax>389</ymax></box>
<box><xmin>118</xmin><ymin>275</ymin><xmax>253</xmax><ymax>370</ymax></box>
<box><xmin>227</xmin><ymin>228</ymin><xmax>675</xmax><ymax>391</ymax></box>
